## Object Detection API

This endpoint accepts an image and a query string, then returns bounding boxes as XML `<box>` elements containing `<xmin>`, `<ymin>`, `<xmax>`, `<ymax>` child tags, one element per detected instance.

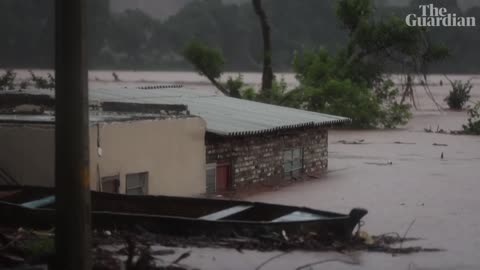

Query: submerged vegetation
<box><xmin>0</xmin><ymin>70</ymin><xmax>16</xmax><ymax>91</ymax></box>
<box><xmin>0</xmin><ymin>70</ymin><xmax>54</xmax><ymax>91</ymax></box>
<box><xmin>184</xmin><ymin>0</ymin><xmax>449</xmax><ymax>128</ymax></box>
<box><xmin>29</xmin><ymin>71</ymin><xmax>55</xmax><ymax>89</ymax></box>
<box><xmin>463</xmin><ymin>102</ymin><xmax>480</xmax><ymax>135</ymax></box>
<box><xmin>445</xmin><ymin>79</ymin><xmax>472</xmax><ymax>110</ymax></box>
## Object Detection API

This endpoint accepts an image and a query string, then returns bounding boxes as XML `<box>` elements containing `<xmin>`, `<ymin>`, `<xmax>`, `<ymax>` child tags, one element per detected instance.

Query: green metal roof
<box><xmin>1</xmin><ymin>87</ymin><xmax>350</xmax><ymax>136</ymax></box>
<box><xmin>90</xmin><ymin>87</ymin><xmax>350</xmax><ymax>136</ymax></box>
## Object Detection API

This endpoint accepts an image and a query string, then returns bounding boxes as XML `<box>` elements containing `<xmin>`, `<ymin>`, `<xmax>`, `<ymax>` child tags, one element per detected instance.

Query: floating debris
<box><xmin>433</xmin><ymin>143</ymin><xmax>448</xmax><ymax>147</ymax></box>
<box><xmin>365</xmin><ymin>161</ymin><xmax>393</xmax><ymax>166</ymax></box>
<box><xmin>337</xmin><ymin>139</ymin><xmax>365</xmax><ymax>145</ymax></box>
<box><xmin>0</xmin><ymin>225</ymin><xmax>443</xmax><ymax>269</ymax></box>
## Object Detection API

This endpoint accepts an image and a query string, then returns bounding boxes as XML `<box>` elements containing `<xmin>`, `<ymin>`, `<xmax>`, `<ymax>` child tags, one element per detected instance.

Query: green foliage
<box><xmin>222</xmin><ymin>74</ymin><xmax>291</xmax><ymax>103</ymax></box>
<box><xmin>293</xmin><ymin>48</ymin><xmax>412</xmax><ymax>128</ymax></box>
<box><xmin>234</xmin><ymin>76</ymin><xmax>303</xmax><ymax>107</ymax></box>
<box><xmin>0</xmin><ymin>70</ymin><xmax>16</xmax><ymax>90</ymax></box>
<box><xmin>2</xmin><ymin>0</ymin><xmax>478</xmax><ymax>72</ymax></box>
<box><xmin>336</xmin><ymin>0</ymin><xmax>371</xmax><ymax>32</ymax></box>
<box><xmin>295</xmin><ymin>78</ymin><xmax>411</xmax><ymax>128</ymax></box>
<box><xmin>462</xmin><ymin>102</ymin><xmax>480</xmax><ymax>135</ymax></box>
<box><xmin>225</xmin><ymin>75</ymin><xmax>248</xmax><ymax>98</ymax></box>
<box><xmin>445</xmin><ymin>80</ymin><xmax>472</xmax><ymax>110</ymax></box>
<box><xmin>304</xmin><ymin>79</ymin><xmax>381</xmax><ymax>128</ymax></box>
<box><xmin>241</xmin><ymin>88</ymin><xmax>257</xmax><ymax>101</ymax></box>
<box><xmin>375</xmin><ymin>80</ymin><xmax>412</xmax><ymax>128</ymax></box>
<box><xmin>256</xmin><ymin>77</ymin><xmax>288</xmax><ymax>104</ymax></box>
<box><xmin>287</xmin><ymin>0</ymin><xmax>454</xmax><ymax>128</ymax></box>
<box><xmin>183</xmin><ymin>40</ymin><xmax>225</xmax><ymax>80</ymax></box>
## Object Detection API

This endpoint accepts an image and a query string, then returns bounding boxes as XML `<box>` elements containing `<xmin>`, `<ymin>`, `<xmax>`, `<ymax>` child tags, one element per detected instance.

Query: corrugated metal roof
<box><xmin>0</xmin><ymin>112</ymin><xmax>177</xmax><ymax>125</ymax></box>
<box><xmin>89</xmin><ymin>88</ymin><xmax>350</xmax><ymax>136</ymax></box>
<box><xmin>1</xmin><ymin>88</ymin><xmax>350</xmax><ymax>136</ymax></box>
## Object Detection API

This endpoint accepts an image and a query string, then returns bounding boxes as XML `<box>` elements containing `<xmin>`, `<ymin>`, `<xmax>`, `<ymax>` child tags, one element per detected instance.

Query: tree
<box><xmin>3</xmin><ymin>0</ymin><xmax>480</xmax><ymax>72</ymax></box>
<box><xmin>462</xmin><ymin>102</ymin><xmax>480</xmax><ymax>135</ymax></box>
<box><xmin>182</xmin><ymin>40</ymin><xmax>229</xmax><ymax>95</ymax></box>
<box><xmin>252</xmin><ymin>0</ymin><xmax>274</xmax><ymax>93</ymax></box>
<box><xmin>291</xmin><ymin>0</ymin><xmax>448</xmax><ymax>128</ymax></box>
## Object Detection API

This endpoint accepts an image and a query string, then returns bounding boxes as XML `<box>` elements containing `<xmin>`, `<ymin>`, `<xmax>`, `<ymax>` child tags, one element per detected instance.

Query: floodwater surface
<box><xmin>7</xmin><ymin>70</ymin><xmax>480</xmax><ymax>269</ymax></box>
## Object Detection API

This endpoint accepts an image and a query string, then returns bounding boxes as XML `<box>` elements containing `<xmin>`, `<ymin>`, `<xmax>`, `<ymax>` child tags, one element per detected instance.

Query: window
<box><xmin>283</xmin><ymin>148</ymin><xmax>303</xmax><ymax>178</ymax></box>
<box><xmin>206</xmin><ymin>163</ymin><xmax>216</xmax><ymax>194</ymax></box>
<box><xmin>126</xmin><ymin>172</ymin><xmax>148</xmax><ymax>195</ymax></box>
<box><xmin>101</xmin><ymin>176</ymin><xmax>120</xmax><ymax>193</ymax></box>
<box><xmin>206</xmin><ymin>162</ymin><xmax>231</xmax><ymax>193</ymax></box>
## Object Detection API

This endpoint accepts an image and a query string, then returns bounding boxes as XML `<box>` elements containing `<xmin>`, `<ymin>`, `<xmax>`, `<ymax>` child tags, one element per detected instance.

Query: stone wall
<box><xmin>205</xmin><ymin>127</ymin><xmax>328</xmax><ymax>189</ymax></box>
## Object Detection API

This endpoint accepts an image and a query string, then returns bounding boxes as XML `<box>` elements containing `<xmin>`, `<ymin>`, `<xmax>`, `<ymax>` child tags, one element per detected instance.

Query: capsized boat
<box><xmin>0</xmin><ymin>186</ymin><xmax>367</xmax><ymax>239</ymax></box>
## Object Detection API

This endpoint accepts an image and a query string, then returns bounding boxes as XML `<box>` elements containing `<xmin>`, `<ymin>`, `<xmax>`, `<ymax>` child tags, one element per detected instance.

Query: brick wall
<box><xmin>205</xmin><ymin>127</ymin><xmax>328</xmax><ymax>189</ymax></box>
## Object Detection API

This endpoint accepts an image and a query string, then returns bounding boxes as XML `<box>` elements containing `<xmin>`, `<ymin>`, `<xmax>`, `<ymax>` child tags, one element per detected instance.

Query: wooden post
<box><xmin>54</xmin><ymin>0</ymin><xmax>91</xmax><ymax>268</ymax></box>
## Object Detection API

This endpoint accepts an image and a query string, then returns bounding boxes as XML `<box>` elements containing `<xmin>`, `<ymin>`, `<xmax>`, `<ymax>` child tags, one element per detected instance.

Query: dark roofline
<box><xmin>207</xmin><ymin>119</ymin><xmax>351</xmax><ymax>137</ymax></box>
<box><xmin>0</xmin><ymin>114</ymin><xmax>195</xmax><ymax>126</ymax></box>
<box><xmin>0</xmin><ymin>93</ymin><xmax>55</xmax><ymax>109</ymax></box>
<box><xmin>101</xmin><ymin>102</ymin><xmax>189</xmax><ymax>115</ymax></box>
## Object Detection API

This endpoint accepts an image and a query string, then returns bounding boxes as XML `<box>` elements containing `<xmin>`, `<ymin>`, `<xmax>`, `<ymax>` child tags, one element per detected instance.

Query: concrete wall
<box><xmin>0</xmin><ymin>117</ymin><xmax>207</xmax><ymax>197</ymax></box>
<box><xmin>90</xmin><ymin>117</ymin><xmax>206</xmax><ymax>196</ymax></box>
<box><xmin>0</xmin><ymin>124</ymin><xmax>55</xmax><ymax>187</ymax></box>
<box><xmin>205</xmin><ymin>127</ymin><xmax>328</xmax><ymax>189</ymax></box>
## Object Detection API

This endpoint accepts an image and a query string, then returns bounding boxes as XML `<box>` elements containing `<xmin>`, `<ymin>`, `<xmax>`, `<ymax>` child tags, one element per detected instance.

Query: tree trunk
<box><xmin>206</xmin><ymin>75</ymin><xmax>229</xmax><ymax>96</ymax></box>
<box><xmin>252</xmin><ymin>0</ymin><xmax>273</xmax><ymax>93</ymax></box>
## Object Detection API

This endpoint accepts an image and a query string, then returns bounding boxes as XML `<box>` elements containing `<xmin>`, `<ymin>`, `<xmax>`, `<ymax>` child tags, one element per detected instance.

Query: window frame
<box><xmin>100</xmin><ymin>175</ymin><xmax>120</xmax><ymax>193</ymax></box>
<box><xmin>125</xmin><ymin>172</ymin><xmax>148</xmax><ymax>195</ymax></box>
<box><xmin>206</xmin><ymin>163</ymin><xmax>217</xmax><ymax>194</ymax></box>
<box><xmin>283</xmin><ymin>148</ymin><xmax>304</xmax><ymax>177</ymax></box>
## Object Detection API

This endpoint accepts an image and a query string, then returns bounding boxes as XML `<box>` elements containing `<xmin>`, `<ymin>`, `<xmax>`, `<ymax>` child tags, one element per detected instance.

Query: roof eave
<box><xmin>207</xmin><ymin>118</ymin><xmax>351</xmax><ymax>137</ymax></box>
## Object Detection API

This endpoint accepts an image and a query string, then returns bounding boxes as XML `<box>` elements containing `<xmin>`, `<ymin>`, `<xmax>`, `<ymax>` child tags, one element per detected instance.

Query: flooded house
<box><xmin>0</xmin><ymin>87</ymin><xmax>348</xmax><ymax>195</ymax></box>
<box><xmin>0</xmin><ymin>94</ymin><xmax>207</xmax><ymax>197</ymax></box>
<box><xmin>89</xmin><ymin>87</ymin><xmax>349</xmax><ymax>194</ymax></box>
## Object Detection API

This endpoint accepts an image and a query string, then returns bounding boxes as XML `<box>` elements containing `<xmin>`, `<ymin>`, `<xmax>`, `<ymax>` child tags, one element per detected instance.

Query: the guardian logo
<box><xmin>406</xmin><ymin>4</ymin><xmax>476</xmax><ymax>27</ymax></box>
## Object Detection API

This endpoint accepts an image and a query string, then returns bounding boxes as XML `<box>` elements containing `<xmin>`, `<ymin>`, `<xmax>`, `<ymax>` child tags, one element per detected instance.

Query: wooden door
<box><xmin>215</xmin><ymin>164</ymin><xmax>230</xmax><ymax>192</ymax></box>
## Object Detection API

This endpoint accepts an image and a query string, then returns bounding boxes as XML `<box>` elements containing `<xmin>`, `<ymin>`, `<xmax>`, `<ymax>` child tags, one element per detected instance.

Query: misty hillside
<box><xmin>110</xmin><ymin>0</ymin><xmax>480</xmax><ymax>20</ymax></box>
<box><xmin>110</xmin><ymin>0</ymin><xmax>250</xmax><ymax>19</ymax></box>
<box><xmin>2</xmin><ymin>0</ymin><xmax>480</xmax><ymax>72</ymax></box>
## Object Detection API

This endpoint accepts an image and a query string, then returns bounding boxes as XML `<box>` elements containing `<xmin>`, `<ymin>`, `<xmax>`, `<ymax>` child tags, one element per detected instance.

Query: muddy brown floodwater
<box><xmin>168</xmin><ymin>73</ymin><xmax>478</xmax><ymax>270</ymax></box>
<box><xmin>245</xmin><ymin>77</ymin><xmax>480</xmax><ymax>270</ymax></box>
<box><xmin>150</xmin><ymin>122</ymin><xmax>480</xmax><ymax>270</ymax></box>
<box><xmin>6</xmin><ymin>70</ymin><xmax>480</xmax><ymax>269</ymax></box>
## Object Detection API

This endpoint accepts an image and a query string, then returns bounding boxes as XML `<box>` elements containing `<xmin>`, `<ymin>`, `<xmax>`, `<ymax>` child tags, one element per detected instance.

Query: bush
<box><xmin>241</xmin><ymin>88</ymin><xmax>257</xmax><ymax>100</ymax></box>
<box><xmin>462</xmin><ymin>102</ymin><xmax>480</xmax><ymax>135</ymax></box>
<box><xmin>30</xmin><ymin>71</ymin><xmax>55</xmax><ymax>89</ymax></box>
<box><xmin>293</xmin><ymin>48</ymin><xmax>412</xmax><ymax>128</ymax></box>
<box><xmin>256</xmin><ymin>77</ymin><xmax>288</xmax><ymax>104</ymax></box>
<box><xmin>0</xmin><ymin>70</ymin><xmax>16</xmax><ymax>90</ymax></box>
<box><xmin>445</xmin><ymin>80</ymin><xmax>472</xmax><ymax>110</ymax></box>
<box><xmin>225</xmin><ymin>75</ymin><xmax>247</xmax><ymax>98</ymax></box>
<box><xmin>303</xmin><ymin>79</ymin><xmax>382</xmax><ymax>128</ymax></box>
<box><xmin>375</xmin><ymin>80</ymin><xmax>412</xmax><ymax>128</ymax></box>
<box><xmin>237</xmin><ymin>77</ymin><xmax>304</xmax><ymax>107</ymax></box>
<box><xmin>19</xmin><ymin>80</ymin><xmax>30</xmax><ymax>90</ymax></box>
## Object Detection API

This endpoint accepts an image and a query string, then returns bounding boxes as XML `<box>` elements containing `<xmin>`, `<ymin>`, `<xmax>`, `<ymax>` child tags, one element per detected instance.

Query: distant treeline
<box><xmin>1</xmin><ymin>0</ymin><xmax>479</xmax><ymax>72</ymax></box>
